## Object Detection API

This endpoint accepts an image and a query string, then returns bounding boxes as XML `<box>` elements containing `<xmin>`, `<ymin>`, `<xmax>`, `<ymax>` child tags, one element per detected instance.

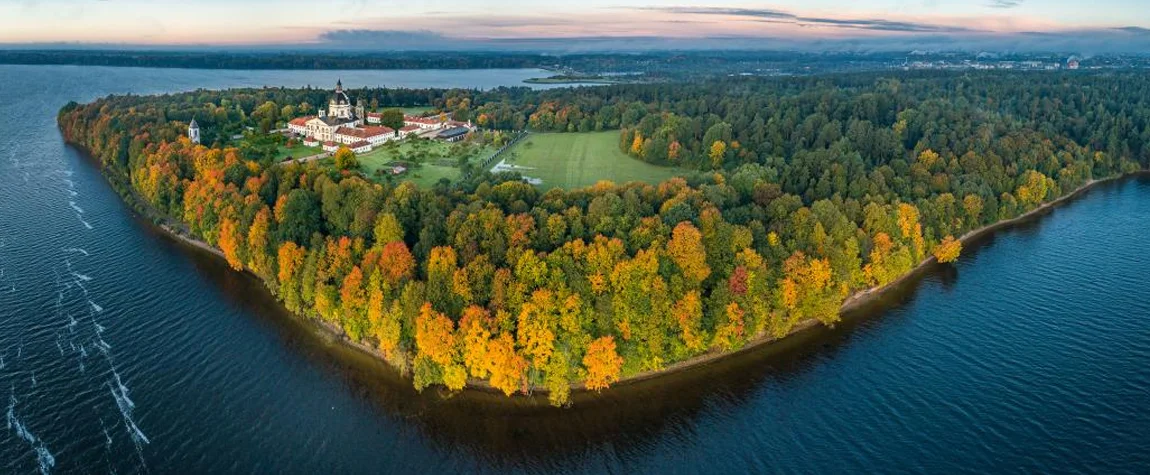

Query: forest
<box><xmin>58</xmin><ymin>71</ymin><xmax>1148</xmax><ymax>405</ymax></box>
<box><xmin>0</xmin><ymin>50</ymin><xmax>546</xmax><ymax>70</ymax></box>
<box><xmin>0</xmin><ymin>49</ymin><xmax>898</xmax><ymax>75</ymax></box>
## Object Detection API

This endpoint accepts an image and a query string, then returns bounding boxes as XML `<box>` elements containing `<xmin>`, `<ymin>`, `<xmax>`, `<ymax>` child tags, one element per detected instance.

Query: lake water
<box><xmin>2</xmin><ymin>65</ymin><xmax>1149</xmax><ymax>473</ymax></box>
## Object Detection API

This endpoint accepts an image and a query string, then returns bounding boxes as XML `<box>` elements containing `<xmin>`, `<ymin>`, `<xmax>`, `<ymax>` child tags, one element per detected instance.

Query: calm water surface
<box><xmin>1</xmin><ymin>65</ymin><xmax>1149</xmax><ymax>474</ymax></box>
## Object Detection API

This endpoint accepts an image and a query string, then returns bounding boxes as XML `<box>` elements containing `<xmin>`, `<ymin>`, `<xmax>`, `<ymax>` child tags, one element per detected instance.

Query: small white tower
<box><xmin>188</xmin><ymin>118</ymin><xmax>201</xmax><ymax>144</ymax></box>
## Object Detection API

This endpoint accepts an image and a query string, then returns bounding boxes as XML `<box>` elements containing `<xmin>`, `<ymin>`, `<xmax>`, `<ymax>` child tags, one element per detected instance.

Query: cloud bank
<box><xmin>648</xmin><ymin>7</ymin><xmax>975</xmax><ymax>33</ymax></box>
<box><xmin>2</xmin><ymin>3</ymin><xmax>1149</xmax><ymax>55</ymax></box>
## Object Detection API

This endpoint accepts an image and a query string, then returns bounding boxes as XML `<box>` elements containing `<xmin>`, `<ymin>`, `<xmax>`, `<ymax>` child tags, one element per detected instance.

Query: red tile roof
<box><xmin>289</xmin><ymin>117</ymin><xmax>312</xmax><ymax>126</ymax></box>
<box><xmin>364</xmin><ymin>125</ymin><xmax>395</xmax><ymax>136</ymax></box>
<box><xmin>400</xmin><ymin>125</ymin><xmax>421</xmax><ymax>132</ymax></box>
<box><xmin>336</xmin><ymin>126</ymin><xmax>394</xmax><ymax>139</ymax></box>
<box><xmin>350</xmin><ymin>140</ymin><xmax>371</xmax><ymax>148</ymax></box>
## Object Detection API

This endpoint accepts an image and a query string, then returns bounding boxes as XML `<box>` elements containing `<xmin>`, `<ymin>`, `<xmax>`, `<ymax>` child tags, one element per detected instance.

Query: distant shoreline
<box><xmin>523</xmin><ymin>76</ymin><xmax>631</xmax><ymax>85</ymax></box>
<box><xmin>0</xmin><ymin>50</ymin><xmax>549</xmax><ymax>71</ymax></box>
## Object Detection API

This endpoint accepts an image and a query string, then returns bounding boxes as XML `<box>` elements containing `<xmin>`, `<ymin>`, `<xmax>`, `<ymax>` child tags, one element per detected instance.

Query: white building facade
<box><xmin>286</xmin><ymin>80</ymin><xmax>403</xmax><ymax>154</ymax></box>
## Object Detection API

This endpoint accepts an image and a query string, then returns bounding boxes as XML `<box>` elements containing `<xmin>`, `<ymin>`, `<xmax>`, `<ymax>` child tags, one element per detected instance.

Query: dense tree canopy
<box><xmin>59</xmin><ymin>71</ymin><xmax>1146</xmax><ymax>405</ymax></box>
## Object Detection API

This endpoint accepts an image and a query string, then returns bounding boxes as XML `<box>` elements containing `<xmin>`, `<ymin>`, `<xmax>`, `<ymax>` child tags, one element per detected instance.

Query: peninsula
<box><xmin>58</xmin><ymin>72</ymin><xmax>1146</xmax><ymax>406</ymax></box>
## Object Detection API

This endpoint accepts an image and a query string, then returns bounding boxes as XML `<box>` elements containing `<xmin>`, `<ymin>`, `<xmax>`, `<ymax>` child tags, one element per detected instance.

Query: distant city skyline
<box><xmin>3</xmin><ymin>0</ymin><xmax>1149</xmax><ymax>52</ymax></box>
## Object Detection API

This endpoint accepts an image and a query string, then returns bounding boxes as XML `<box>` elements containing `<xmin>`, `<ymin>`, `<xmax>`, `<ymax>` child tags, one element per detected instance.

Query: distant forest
<box><xmin>0</xmin><ymin>50</ymin><xmax>550</xmax><ymax>70</ymax></box>
<box><xmin>2</xmin><ymin>49</ymin><xmax>915</xmax><ymax>75</ymax></box>
<box><xmin>58</xmin><ymin>71</ymin><xmax>1148</xmax><ymax>405</ymax></box>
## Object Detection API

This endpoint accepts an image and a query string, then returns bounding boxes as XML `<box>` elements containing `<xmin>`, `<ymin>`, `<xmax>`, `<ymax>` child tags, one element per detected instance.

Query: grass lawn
<box><xmin>500</xmin><ymin>132</ymin><xmax>689</xmax><ymax>189</ymax></box>
<box><xmin>402</xmin><ymin>106</ymin><xmax>435</xmax><ymax>115</ymax></box>
<box><xmin>355</xmin><ymin>138</ymin><xmax>496</xmax><ymax>187</ymax></box>
<box><xmin>404</xmin><ymin>164</ymin><xmax>462</xmax><ymax>187</ymax></box>
<box><xmin>277</xmin><ymin>142</ymin><xmax>322</xmax><ymax>160</ymax></box>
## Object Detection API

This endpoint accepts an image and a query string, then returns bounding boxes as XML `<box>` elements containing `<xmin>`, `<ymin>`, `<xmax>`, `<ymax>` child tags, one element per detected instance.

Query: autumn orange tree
<box><xmin>583</xmin><ymin>336</ymin><xmax>623</xmax><ymax>391</ymax></box>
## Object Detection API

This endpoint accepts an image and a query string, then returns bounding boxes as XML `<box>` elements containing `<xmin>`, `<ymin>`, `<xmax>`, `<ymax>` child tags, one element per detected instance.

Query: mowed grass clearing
<box><xmin>277</xmin><ymin>142</ymin><xmax>322</xmax><ymax>160</ymax></box>
<box><xmin>502</xmin><ymin>132</ymin><xmax>688</xmax><ymax>189</ymax></box>
<box><xmin>402</xmin><ymin>106</ymin><xmax>436</xmax><ymax>115</ymax></box>
<box><xmin>356</xmin><ymin>138</ymin><xmax>496</xmax><ymax>187</ymax></box>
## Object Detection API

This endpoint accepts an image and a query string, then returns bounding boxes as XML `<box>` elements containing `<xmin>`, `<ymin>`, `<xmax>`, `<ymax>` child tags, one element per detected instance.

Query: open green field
<box><xmin>402</xmin><ymin>106</ymin><xmax>435</xmax><ymax>115</ymax></box>
<box><xmin>499</xmin><ymin>132</ymin><xmax>688</xmax><ymax>189</ymax></box>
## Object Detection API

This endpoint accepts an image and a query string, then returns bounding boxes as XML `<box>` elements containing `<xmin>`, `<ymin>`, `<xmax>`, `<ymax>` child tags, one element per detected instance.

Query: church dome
<box><xmin>331</xmin><ymin>79</ymin><xmax>350</xmax><ymax>105</ymax></box>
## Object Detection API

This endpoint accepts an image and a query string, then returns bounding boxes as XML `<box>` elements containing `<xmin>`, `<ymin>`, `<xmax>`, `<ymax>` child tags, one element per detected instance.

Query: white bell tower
<box><xmin>188</xmin><ymin>118</ymin><xmax>201</xmax><ymax>144</ymax></box>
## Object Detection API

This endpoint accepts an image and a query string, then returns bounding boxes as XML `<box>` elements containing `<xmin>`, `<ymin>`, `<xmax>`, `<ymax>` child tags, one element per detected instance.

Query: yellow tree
<box><xmin>583</xmin><ymin>336</ymin><xmax>623</xmax><ymax>391</ymax></box>
<box><xmin>218</xmin><ymin>217</ymin><xmax>244</xmax><ymax>270</ymax></box>
<box><xmin>933</xmin><ymin>235</ymin><xmax>963</xmax><ymax>264</ymax></box>
<box><xmin>1016</xmin><ymin>170</ymin><xmax>1052</xmax><ymax>208</ymax></box>
<box><xmin>779</xmin><ymin>251</ymin><xmax>840</xmax><ymax>326</ymax></box>
<box><xmin>459</xmin><ymin>306</ymin><xmax>492</xmax><ymax>378</ymax></box>
<box><xmin>712</xmin><ymin>302</ymin><xmax>746</xmax><ymax>351</ymax></box>
<box><xmin>709</xmin><ymin>140</ymin><xmax>727</xmax><ymax>169</ymax></box>
<box><xmin>671</xmin><ymin>291</ymin><xmax>705</xmax><ymax>352</ymax></box>
<box><xmin>426</xmin><ymin>246</ymin><xmax>459</xmax><ymax>314</ymax></box>
<box><xmin>374</xmin><ymin>300</ymin><xmax>404</xmax><ymax>363</ymax></box>
<box><xmin>897</xmin><ymin>203</ymin><xmax>925</xmax><ymax>261</ymax></box>
<box><xmin>333</xmin><ymin>146</ymin><xmax>358</xmax><ymax>170</ymax></box>
<box><xmin>962</xmin><ymin>194</ymin><xmax>983</xmax><ymax>227</ymax></box>
<box><xmin>277</xmin><ymin>242</ymin><xmax>307</xmax><ymax>311</ymax></box>
<box><xmin>414</xmin><ymin>302</ymin><xmax>466</xmax><ymax>391</ymax></box>
<box><xmin>415</xmin><ymin>303</ymin><xmax>456</xmax><ymax>367</ymax></box>
<box><xmin>517</xmin><ymin>290</ymin><xmax>558</xmax><ymax>370</ymax></box>
<box><xmin>486</xmin><ymin>333</ymin><xmax>528</xmax><ymax>396</ymax></box>
<box><xmin>917</xmin><ymin>149</ymin><xmax>940</xmax><ymax>168</ymax></box>
<box><xmin>366</xmin><ymin>271</ymin><xmax>398</xmax><ymax>358</ymax></box>
<box><xmin>666</xmin><ymin>222</ymin><xmax>711</xmax><ymax>286</ymax></box>
<box><xmin>372</xmin><ymin>212</ymin><xmax>404</xmax><ymax>247</ymax></box>
<box><xmin>247</xmin><ymin>207</ymin><xmax>272</xmax><ymax>277</ymax></box>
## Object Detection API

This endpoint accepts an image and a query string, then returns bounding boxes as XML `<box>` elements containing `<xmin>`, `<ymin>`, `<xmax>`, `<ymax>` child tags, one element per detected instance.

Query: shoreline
<box><xmin>118</xmin><ymin>160</ymin><xmax>1143</xmax><ymax>396</ymax></box>
<box><xmin>589</xmin><ymin>171</ymin><xmax>1145</xmax><ymax>390</ymax></box>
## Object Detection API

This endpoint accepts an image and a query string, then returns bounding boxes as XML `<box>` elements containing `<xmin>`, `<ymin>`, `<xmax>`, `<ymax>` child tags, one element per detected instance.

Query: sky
<box><xmin>2</xmin><ymin>0</ymin><xmax>1149</xmax><ymax>52</ymax></box>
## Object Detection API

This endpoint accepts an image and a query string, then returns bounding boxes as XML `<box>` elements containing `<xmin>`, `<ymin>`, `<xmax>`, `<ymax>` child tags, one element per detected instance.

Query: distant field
<box><xmin>402</xmin><ymin>106</ymin><xmax>435</xmax><ymax>115</ymax></box>
<box><xmin>500</xmin><ymin>132</ymin><xmax>688</xmax><ymax>189</ymax></box>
